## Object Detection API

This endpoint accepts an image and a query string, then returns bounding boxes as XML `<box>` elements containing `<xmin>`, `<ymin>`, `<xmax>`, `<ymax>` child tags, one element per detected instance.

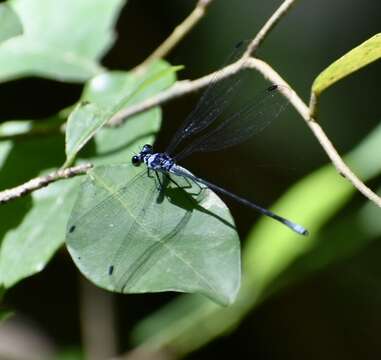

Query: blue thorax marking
<box><xmin>144</xmin><ymin>153</ymin><xmax>174</xmax><ymax>172</ymax></box>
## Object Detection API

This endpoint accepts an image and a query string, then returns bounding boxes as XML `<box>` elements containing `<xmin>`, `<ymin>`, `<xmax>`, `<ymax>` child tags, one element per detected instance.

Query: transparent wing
<box><xmin>67</xmin><ymin>165</ymin><xmax>187</xmax><ymax>292</ymax></box>
<box><xmin>67</xmin><ymin>167</ymin><xmax>152</xmax><ymax>252</ymax></box>
<box><xmin>67</xmin><ymin>165</ymin><xmax>239</xmax><ymax>296</ymax></box>
<box><xmin>174</xmin><ymin>85</ymin><xmax>291</xmax><ymax>161</ymax></box>
<box><xmin>165</xmin><ymin>40</ymin><xmax>250</xmax><ymax>155</ymax></box>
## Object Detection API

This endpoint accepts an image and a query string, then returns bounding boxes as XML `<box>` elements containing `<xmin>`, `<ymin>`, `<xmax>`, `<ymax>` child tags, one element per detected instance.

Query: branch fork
<box><xmin>1</xmin><ymin>0</ymin><xmax>380</xmax><ymax>209</ymax></box>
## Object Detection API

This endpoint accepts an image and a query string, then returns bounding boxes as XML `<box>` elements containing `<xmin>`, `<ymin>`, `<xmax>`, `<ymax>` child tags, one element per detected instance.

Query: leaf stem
<box><xmin>245</xmin><ymin>58</ymin><xmax>381</xmax><ymax>208</ymax></box>
<box><xmin>2</xmin><ymin>0</ymin><xmax>379</xmax><ymax>212</ymax></box>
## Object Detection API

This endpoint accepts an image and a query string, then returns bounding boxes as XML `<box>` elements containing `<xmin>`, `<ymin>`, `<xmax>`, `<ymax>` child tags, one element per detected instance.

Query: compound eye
<box><xmin>131</xmin><ymin>155</ymin><xmax>141</xmax><ymax>166</ymax></box>
<box><xmin>142</xmin><ymin>144</ymin><xmax>153</xmax><ymax>153</ymax></box>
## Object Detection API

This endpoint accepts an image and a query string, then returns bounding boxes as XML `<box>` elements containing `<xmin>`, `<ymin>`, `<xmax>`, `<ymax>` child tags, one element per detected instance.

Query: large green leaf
<box><xmin>0</xmin><ymin>113</ymin><xmax>160</xmax><ymax>289</ymax></box>
<box><xmin>0</xmin><ymin>117</ymin><xmax>159</xmax><ymax>289</ymax></box>
<box><xmin>0</xmin><ymin>0</ymin><xmax>125</xmax><ymax>83</ymax></box>
<box><xmin>0</xmin><ymin>2</ymin><xmax>23</xmax><ymax>44</ymax></box>
<box><xmin>0</xmin><ymin>60</ymin><xmax>176</xmax><ymax>289</ymax></box>
<box><xmin>66</xmin><ymin>164</ymin><xmax>240</xmax><ymax>305</ymax></box>
<box><xmin>131</xmin><ymin>121</ymin><xmax>381</xmax><ymax>355</ymax></box>
<box><xmin>65</xmin><ymin>61</ymin><xmax>179</xmax><ymax>167</ymax></box>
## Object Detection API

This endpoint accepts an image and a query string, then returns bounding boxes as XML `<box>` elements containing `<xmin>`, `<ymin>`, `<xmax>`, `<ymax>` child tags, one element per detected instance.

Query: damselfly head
<box><xmin>132</xmin><ymin>144</ymin><xmax>153</xmax><ymax>166</ymax></box>
<box><xmin>131</xmin><ymin>155</ymin><xmax>141</xmax><ymax>166</ymax></box>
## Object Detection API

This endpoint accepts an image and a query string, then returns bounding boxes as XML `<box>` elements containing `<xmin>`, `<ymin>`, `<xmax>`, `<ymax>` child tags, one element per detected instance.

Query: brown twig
<box><xmin>134</xmin><ymin>0</ymin><xmax>214</xmax><ymax>73</ymax></box>
<box><xmin>2</xmin><ymin>0</ymin><xmax>380</xmax><ymax>210</ymax></box>
<box><xmin>245</xmin><ymin>58</ymin><xmax>381</xmax><ymax>207</ymax></box>
<box><xmin>107</xmin><ymin>0</ymin><xmax>381</xmax><ymax>208</ymax></box>
<box><xmin>0</xmin><ymin>163</ymin><xmax>92</xmax><ymax>204</ymax></box>
<box><xmin>109</xmin><ymin>56</ymin><xmax>381</xmax><ymax>208</ymax></box>
<box><xmin>108</xmin><ymin>60</ymin><xmax>245</xmax><ymax>127</ymax></box>
<box><xmin>243</xmin><ymin>0</ymin><xmax>299</xmax><ymax>57</ymax></box>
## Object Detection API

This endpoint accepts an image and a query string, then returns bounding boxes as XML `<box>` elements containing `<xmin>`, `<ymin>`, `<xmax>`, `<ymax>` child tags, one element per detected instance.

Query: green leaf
<box><xmin>312</xmin><ymin>33</ymin><xmax>381</xmax><ymax>96</ymax></box>
<box><xmin>64</xmin><ymin>61</ymin><xmax>179</xmax><ymax>167</ymax></box>
<box><xmin>64</xmin><ymin>101</ymin><xmax>108</xmax><ymax>167</ymax></box>
<box><xmin>90</xmin><ymin>107</ymin><xmax>161</xmax><ymax>166</ymax></box>
<box><xmin>130</xmin><ymin>121</ymin><xmax>381</xmax><ymax>354</ymax></box>
<box><xmin>0</xmin><ymin>2</ymin><xmax>23</xmax><ymax>44</ymax></box>
<box><xmin>82</xmin><ymin>63</ymin><xmax>183</xmax><ymax>110</ymax></box>
<box><xmin>0</xmin><ymin>121</ymin><xmax>73</xmax><ymax>288</ymax></box>
<box><xmin>66</xmin><ymin>164</ymin><xmax>240</xmax><ymax>305</ymax></box>
<box><xmin>0</xmin><ymin>60</ymin><xmax>175</xmax><ymax>289</ymax></box>
<box><xmin>0</xmin><ymin>0</ymin><xmax>125</xmax><ymax>83</ymax></box>
<box><xmin>0</xmin><ymin>122</ymin><xmax>68</xmax><ymax>288</ymax></box>
<box><xmin>0</xmin><ymin>177</ymin><xmax>81</xmax><ymax>288</ymax></box>
<box><xmin>0</xmin><ymin>106</ymin><xmax>161</xmax><ymax>289</ymax></box>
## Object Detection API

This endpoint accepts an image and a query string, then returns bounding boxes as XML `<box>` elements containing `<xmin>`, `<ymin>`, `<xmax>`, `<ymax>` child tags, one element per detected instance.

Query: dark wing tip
<box><xmin>267</xmin><ymin>84</ymin><xmax>278</xmax><ymax>92</ymax></box>
<box><xmin>108</xmin><ymin>265</ymin><xmax>114</xmax><ymax>275</ymax></box>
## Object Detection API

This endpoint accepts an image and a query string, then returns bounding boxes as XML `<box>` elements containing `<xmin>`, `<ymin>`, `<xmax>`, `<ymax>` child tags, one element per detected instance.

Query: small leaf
<box><xmin>0</xmin><ymin>2</ymin><xmax>23</xmax><ymax>44</ymax></box>
<box><xmin>64</xmin><ymin>61</ymin><xmax>179</xmax><ymax>166</ymax></box>
<box><xmin>312</xmin><ymin>33</ymin><xmax>381</xmax><ymax>96</ymax></box>
<box><xmin>66</xmin><ymin>164</ymin><xmax>240</xmax><ymax>305</ymax></box>
<box><xmin>64</xmin><ymin>102</ymin><xmax>108</xmax><ymax>167</ymax></box>
<box><xmin>0</xmin><ymin>0</ymin><xmax>126</xmax><ymax>83</ymax></box>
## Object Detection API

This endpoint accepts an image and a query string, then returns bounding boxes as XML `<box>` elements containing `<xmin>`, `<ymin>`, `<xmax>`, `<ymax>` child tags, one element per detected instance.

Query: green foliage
<box><xmin>0</xmin><ymin>0</ymin><xmax>380</xmax><ymax>357</ymax></box>
<box><xmin>0</xmin><ymin>0</ymin><xmax>126</xmax><ymax>83</ymax></box>
<box><xmin>0</xmin><ymin>62</ymin><xmax>171</xmax><ymax>288</ymax></box>
<box><xmin>312</xmin><ymin>33</ymin><xmax>381</xmax><ymax>97</ymax></box>
<box><xmin>64</xmin><ymin>60</ymin><xmax>241</xmax><ymax>304</ymax></box>
<box><xmin>0</xmin><ymin>177</ymin><xmax>80</xmax><ymax>288</ymax></box>
<box><xmin>65</xmin><ymin>62</ymin><xmax>180</xmax><ymax>167</ymax></box>
<box><xmin>0</xmin><ymin>2</ymin><xmax>23</xmax><ymax>44</ymax></box>
<box><xmin>0</xmin><ymin>119</ymin><xmax>66</xmax><ymax>287</ymax></box>
<box><xmin>66</xmin><ymin>165</ymin><xmax>240</xmax><ymax>305</ymax></box>
<box><xmin>131</xmin><ymin>120</ymin><xmax>381</xmax><ymax>355</ymax></box>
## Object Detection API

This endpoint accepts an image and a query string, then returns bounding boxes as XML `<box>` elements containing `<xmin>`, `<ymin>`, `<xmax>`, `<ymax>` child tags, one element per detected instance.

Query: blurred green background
<box><xmin>1</xmin><ymin>0</ymin><xmax>381</xmax><ymax>359</ymax></box>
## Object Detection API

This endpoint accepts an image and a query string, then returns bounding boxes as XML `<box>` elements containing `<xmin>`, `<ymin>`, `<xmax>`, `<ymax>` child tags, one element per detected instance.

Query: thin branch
<box><xmin>108</xmin><ymin>60</ymin><xmax>245</xmax><ymax>127</ymax></box>
<box><xmin>109</xmin><ymin>54</ymin><xmax>381</xmax><ymax>207</ymax></box>
<box><xmin>134</xmin><ymin>0</ymin><xmax>214</xmax><ymax>73</ymax></box>
<box><xmin>244</xmin><ymin>0</ymin><xmax>299</xmax><ymax>57</ymax></box>
<box><xmin>245</xmin><ymin>58</ymin><xmax>381</xmax><ymax>207</ymax></box>
<box><xmin>0</xmin><ymin>163</ymin><xmax>92</xmax><ymax>204</ymax></box>
<box><xmin>2</xmin><ymin>0</ymin><xmax>379</xmax><ymax>209</ymax></box>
